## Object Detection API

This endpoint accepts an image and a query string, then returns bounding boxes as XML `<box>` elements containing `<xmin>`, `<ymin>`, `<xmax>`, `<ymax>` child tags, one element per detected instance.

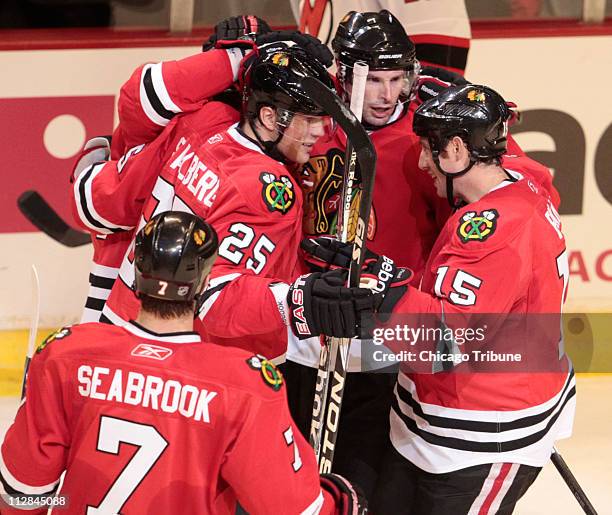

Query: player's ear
<box><xmin>449</xmin><ymin>135</ymin><xmax>467</xmax><ymax>162</ymax></box>
<box><xmin>258</xmin><ymin>105</ymin><xmax>278</xmax><ymax>132</ymax></box>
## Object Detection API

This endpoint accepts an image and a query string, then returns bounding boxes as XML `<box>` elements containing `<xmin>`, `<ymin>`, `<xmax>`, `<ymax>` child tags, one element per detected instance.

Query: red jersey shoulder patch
<box><xmin>259</xmin><ymin>172</ymin><xmax>295</xmax><ymax>215</ymax></box>
<box><xmin>246</xmin><ymin>354</ymin><xmax>284</xmax><ymax>391</ymax></box>
<box><xmin>456</xmin><ymin>209</ymin><xmax>499</xmax><ymax>243</ymax></box>
<box><xmin>36</xmin><ymin>326</ymin><xmax>72</xmax><ymax>354</ymax></box>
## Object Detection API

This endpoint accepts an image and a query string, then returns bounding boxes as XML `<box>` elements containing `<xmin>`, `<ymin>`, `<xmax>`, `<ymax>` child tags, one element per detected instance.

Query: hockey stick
<box><xmin>17</xmin><ymin>190</ymin><xmax>91</xmax><ymax>247</ymax></box>
<box><xmin>301</xmin><ymin>67</ymin><xmax>376</xmax><ymax>472</ymax></box>
<box><xmin>21</xmin><ymin>265</ymin><xmax>40</xmax><ymax>400</ymax></box>
<box><xmin>307</xmin><ymin>63</ymin><xmax>369</xmax><ymax>463</ymax></box>
<box><xmin>551</xmin><ymin>447</ymin><xmax>598</xmax><ymax>514</ymax></box>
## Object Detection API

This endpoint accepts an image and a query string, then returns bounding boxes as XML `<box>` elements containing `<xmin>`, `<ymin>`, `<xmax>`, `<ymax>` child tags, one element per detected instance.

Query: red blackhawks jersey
<box><xmin>72</xmin><ymin>48</ymin><xmax>245</xmax><ymax>323</ymax></box>
<box><xmin>0</xmin><ymin>322</ymin><xmax>333</xmax><ymax>514</ymax></box>
<box><xmin>72</xmin><ymin>113</ymin><xmax>301</xmax><ymax>360</ymax></box>
<box><xmin>386</xmin><ymin>173</ymin><xmax>575</xmax><ymax>473</ymax></box>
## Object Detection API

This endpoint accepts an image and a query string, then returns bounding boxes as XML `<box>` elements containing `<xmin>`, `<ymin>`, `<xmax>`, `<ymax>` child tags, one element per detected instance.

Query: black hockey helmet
<box><xmin>134</xmin><ymin>211</ymin><xmax>218</xmax><ymax>302</ymax></box>
<box><xmin>413</xmin><ymin>84</ymin><xmax>513</xmax><ymax>208</ymax></box>
<box><xmin>244</xmin><ymin>43</ymin><xmax>335</xmax><ymax>119</ymax></box>
<box><xmin>413</xmin><ymin>84</ymin><xmax>512</xmax><ymax>161</ymax></box>
<box><xmin>332</xmin><ymin>10</ymin><xmax>417</xmax><ymax>71</ymax></box>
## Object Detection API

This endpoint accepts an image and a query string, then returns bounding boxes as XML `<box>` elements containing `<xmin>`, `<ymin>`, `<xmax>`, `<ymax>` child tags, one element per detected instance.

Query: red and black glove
<box><xmin>287</xmin><ymin>269</ymin><xmax>376</xmax><ymax>340</ymax></box>
<box><xmin>320</xmin><ymin>473</ymin><xmax>368</xmax><ymax>515</ymax></box>
<box><xmin>202</xmin><ymin>15</ymin><xmax>271</xmax><ymax>52</ymax></box>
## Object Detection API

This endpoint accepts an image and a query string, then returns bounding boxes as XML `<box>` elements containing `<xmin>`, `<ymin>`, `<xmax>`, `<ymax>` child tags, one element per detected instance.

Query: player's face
<box><xmin>418</xmin><ymin>137</ymin><xmax>447</xmax><ymax>198</ymax></box>
<box><xmin>277</xmin><ymin>113</ymin><xmax>327</xmax><ymax>164</ymax></box>
<box><xmin>350</xmin><ymin>69</ymin><xmax>405</xmax><ymax>127</ymax></box>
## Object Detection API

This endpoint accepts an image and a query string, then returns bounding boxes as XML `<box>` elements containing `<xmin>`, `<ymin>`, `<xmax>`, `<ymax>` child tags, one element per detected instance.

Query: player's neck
<box><xmin>135</xmin><ymin>311</ymin><xmax>195</xmax><ymax>334</ymax></box>
<box><xmin>456</xmin><ymin>164</ymin><xmax>509</xmax><ymax>203</ymax></box>
<box><xmin>241</xmin><ymin>120</ymin><xmax>276</xmax><ymax>146</ymax></box>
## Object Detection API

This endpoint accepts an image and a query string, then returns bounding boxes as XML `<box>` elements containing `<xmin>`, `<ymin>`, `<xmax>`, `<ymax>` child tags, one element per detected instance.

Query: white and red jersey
<box><xmin>386</xmin><ymin>173</ymin><xmax>575</xmax><ymax>473</ymax></box>
<box><xmin>295</xmin><ymin>0</ymin><xmax>471</xmax><ymax>74</ymax></box>
<box><xmin>0</xmin><ymin>322</ymin><xmax>334</xmax><ymax>514</ymax></box>
<box><xmin>71</xmin><ymin>48</ymin><xmax>244</xmax><ymax>323</ymax></box>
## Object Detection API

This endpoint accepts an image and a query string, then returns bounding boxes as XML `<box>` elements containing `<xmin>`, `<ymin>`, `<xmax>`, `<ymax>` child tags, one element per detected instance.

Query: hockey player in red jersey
<box><xmin>347</xmin><ymin>84</ymin><xmax>574</xmax><ymax>514</ymax></box>
<box><xmin>71</xmin><ymin>21</ymin><xmax>334</xmax><ymax>325</ymax></box>
<box><xmin>70</xmin><ymin>41</ymin><xmax>338</xmax><ymax>359</ymax></box>
<box><xmin>0</xmin><ymin>211</ymin><xmax>369</xmax><ymax>515</ymax></box>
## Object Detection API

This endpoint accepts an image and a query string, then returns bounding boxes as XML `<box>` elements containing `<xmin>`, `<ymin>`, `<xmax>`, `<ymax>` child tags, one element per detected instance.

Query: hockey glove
<box><xmin>300</xmin><ymin>236</ymin><xmax>377</xmax><ymax>272</ymax></box>
<box><xmin>320</xmin><ymin>473</ymin><xmax>368</xmax><ymax>515</ymax></box>
<box><xmin>70</xmin><ymin>136</ymin><xmax>111</xmax><ymax>183</ymax></box>
<box><xmin>360</xmin><ymin>255</ymin><xmax>413</xmax><ymax>323</ymax></box>
<box><xmin>287</xmin><ymin>269</ymin><xmax>376</xmax><ymax>340</ymax></box>
<box><xmin>202</xmin><ymin>15</ymin><xmax>271</xmax><ymax>51</ymax></box>
<box><xmin>412</xmin><ymin>66</ymin><xmax>469</xmax><ymax>107</ymax></box>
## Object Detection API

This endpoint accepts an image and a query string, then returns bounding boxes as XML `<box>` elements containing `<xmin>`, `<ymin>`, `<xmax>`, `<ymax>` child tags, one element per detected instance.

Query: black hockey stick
<box><xmin>551</xmin><ymin>448</ymin><xmax>598</xmax><ymax>514</ymax></box>
<box><xmin>300</xmin><ymin>76</ymin><xmax>377</xmax><ymax>472</ymax></box>
<box><xmin>17</xmin><ymin>190</ymin><xmax>91</xmax><ymax>247</ymax></box>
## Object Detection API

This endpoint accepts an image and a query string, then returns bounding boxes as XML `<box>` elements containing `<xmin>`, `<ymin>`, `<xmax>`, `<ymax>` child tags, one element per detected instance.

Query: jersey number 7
<box><xmin>87</xmin><ymin>416</ymin><xmax>168</xmax><ymax>514</ymax></box>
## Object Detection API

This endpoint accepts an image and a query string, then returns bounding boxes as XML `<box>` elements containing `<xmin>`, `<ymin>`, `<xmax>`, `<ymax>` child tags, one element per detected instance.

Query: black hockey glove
<box><xmin>202</xmin><ymin>15</ymin><xmax>271</xmax><ymax>51</ymax></box>
<box><xmin>361</xmin><ymin>255</ymin><xmax>413</xmax><ymax>322</ymax></box>
<box><xmin>413</xmin><ymin>66</ymin><xmax>470</xmax><ymax>107</ymax></box>
<box><xmin>320</xmin><ymin>473</ymin><xmax>368</xmax><ymax>515</ymax></box>
<box><xmin>300</xmin><ymin>236</ymin><xmax>377</xmax><ymax>272</ymax></box>
<box><xmin>287</xmin><ymin>269</ymin><xmax>376</xmax><ymax>340</ymax></box>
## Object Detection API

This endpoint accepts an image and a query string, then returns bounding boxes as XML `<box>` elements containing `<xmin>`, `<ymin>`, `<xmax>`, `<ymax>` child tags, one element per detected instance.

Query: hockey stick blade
<box><xmin>18</xmin><ymin>190</ymin><xmax>91</xmax><ymax>247</ymax></box>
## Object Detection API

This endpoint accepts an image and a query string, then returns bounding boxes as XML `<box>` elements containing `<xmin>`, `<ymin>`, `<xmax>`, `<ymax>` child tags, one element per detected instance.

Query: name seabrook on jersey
<box><xmin>77</xmin><ymin>365</ymin><xmax>218</xmax><ymax>423</ymax></box>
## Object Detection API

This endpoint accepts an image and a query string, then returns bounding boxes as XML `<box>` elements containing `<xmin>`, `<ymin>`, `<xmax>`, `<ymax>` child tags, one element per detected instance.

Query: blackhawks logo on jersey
<box><xmin>457</xmin><ymin>209</ymin><xmax>499</xmax><ymax>243</ymax></box>
<box><xmin>36</xmin><ymin>327</ymin><xmax>72</xmax><ymax>354</ymax></box>
<box><xmin>260</xmin><ymin>172</ymin><xmax>294</xmax><ymax>214</ymax></box>
<box><xmin>246</xmin><ymin>354</ymin><xmax>284</xmax><ymax>391</ymax></box>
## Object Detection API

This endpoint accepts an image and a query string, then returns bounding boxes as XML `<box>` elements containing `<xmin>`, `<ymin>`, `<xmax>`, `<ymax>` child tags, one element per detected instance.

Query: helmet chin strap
<box><xmin>431</xmin><ymin>149</ymin><xmax>475</xmax><ymax>209</ymax></box>
<box><xmin>248</xmin><ymin>108</ymin><xmax>295</xmax><ymax>163</ymax></box>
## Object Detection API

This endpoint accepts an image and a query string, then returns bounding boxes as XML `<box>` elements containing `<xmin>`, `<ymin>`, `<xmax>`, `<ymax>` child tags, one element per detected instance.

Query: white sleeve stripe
<box><xmin>300</xmin><ymin>490</ymin><xmax>324</xmax><ymax>515</ymax></box>
<box><xmin>73</xmin><ymin>163</ymin><xmax>113</xmax><ymax>234</ymax></box>
<box><xmin>140</xmin><ymin>63</ymin><xmax>171</xmax><ymax>127</ymax></box>
<box><xmin>0</xmin><ymin>452</ymin><xmax>60</xmax><ymax>496</ymax></box>
<box><xmin>150</xmin><ymin>62</ymin><xmax>181</xmax><ymax>114</ymax></box>
<box><xmin>84</xmin><ymin>164</ymin><xmax>134</xmax><ymax>232</ymax></box>
<box><xmin>91</xmin><ymin>263</ymin><xmax>120</xmax><ymax>279</ymax></box>
<box><xmin>225</xmin><ymin>48</ymin><xmax>245</xmax><ymax>82</ymax></box>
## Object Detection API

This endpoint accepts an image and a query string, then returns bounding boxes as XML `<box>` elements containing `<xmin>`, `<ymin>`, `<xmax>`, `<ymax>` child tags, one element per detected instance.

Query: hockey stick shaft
<box><xmin>17</xmin><ymin>190</ymin><xmax>91</xmax><ymax>247</ymax></box>
<box><xmin>337</xmin><ymin>62</ymin><xmax>368</xmax><ymax>244</ymax></box>
<box><xmin>21</xmin><ymin>265</ymin><xmax>40</xmax><ymax>400</ymax></box>
<box><xmin>309</xmin><ymin>64</ymin><xmax>369</xmax><ymax>461</ymax></box>
<box><xmin>551</xmin><ymin>448</ymin><xmax>598</xmax><ymax>514</ymax></box>
<box><xmin>301</xmin><ymin>69</ymin><xmax>376</xmax><ymax>471</ymax></box>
